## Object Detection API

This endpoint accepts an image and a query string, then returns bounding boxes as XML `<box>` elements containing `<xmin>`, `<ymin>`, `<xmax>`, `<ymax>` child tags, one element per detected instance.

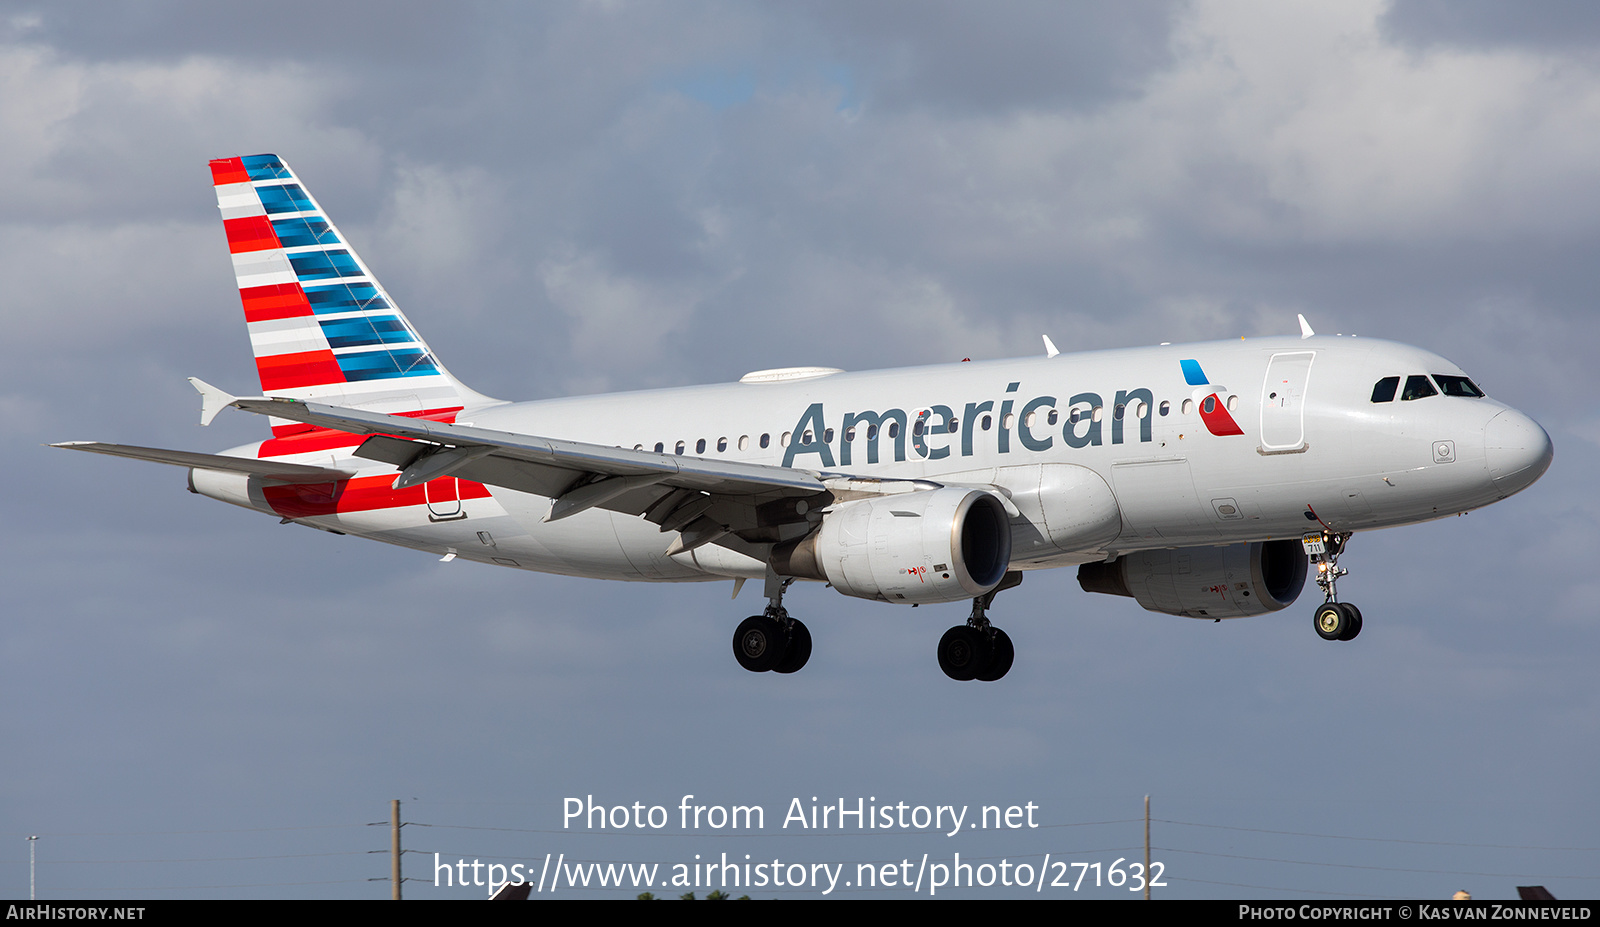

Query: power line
<box><xmin>2</xmin><ymin>851</ymin><xmax>370</xmax><ymax>865</ymax></box>
<box><xmin>4</xmin><ymin>824</ymin><xmax>368</xmax><ymax>839</ymax></box>
<box><xmin>402</xmin><ymin>817</ymin><xmax>1141</xmax><ymax>837</ymax></box>
<box><xmin>1156</xmin><ymin>818</ymin><xmax>1600</xmax><ymax>852</ymax></box>
<box><xmin>1156</xmin><ymin>845</ymin><xmax>1600</xmax><ymax>881</ymax></box>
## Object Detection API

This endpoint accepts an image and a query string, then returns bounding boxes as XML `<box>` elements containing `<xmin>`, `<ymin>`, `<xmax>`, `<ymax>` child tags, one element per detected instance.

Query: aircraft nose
<box><xmin>1484</xmin><ymin>408</ymin><xmax>1554</xmax><ymax>496</ymax></box>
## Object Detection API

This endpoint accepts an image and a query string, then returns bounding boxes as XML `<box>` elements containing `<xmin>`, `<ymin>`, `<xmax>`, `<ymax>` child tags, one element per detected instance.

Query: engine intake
<box><xmin>773</xmin><ymin>489</ymin><xmax>1012</xmax><ymax>604</ymax></box>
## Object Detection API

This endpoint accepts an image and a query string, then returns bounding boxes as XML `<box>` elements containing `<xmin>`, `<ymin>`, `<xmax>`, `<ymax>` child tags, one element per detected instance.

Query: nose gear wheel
<box><xmin>1304</xmin><ymin>528</ymin><xmax>1363</xmax><ymax>642</ymax></box>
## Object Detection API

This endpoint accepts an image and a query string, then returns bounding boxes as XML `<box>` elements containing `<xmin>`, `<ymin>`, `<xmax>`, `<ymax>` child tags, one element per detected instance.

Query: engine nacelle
<box><xmin>773</xmin><ymin>489</ymin><xmax>1012</xmax><ymax>604</ymax></box>
<box><xmin>1077</xmin><ymin>539</ymin><xmax>1307</xmax><ymax>619</ymax></box>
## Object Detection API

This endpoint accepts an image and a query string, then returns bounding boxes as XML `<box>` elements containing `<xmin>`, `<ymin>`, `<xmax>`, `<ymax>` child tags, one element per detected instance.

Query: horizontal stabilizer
<box><xmin>188</xmin><ymin>377</ymin><xmax>237</xmax><ymax>426</ymax></box>
<box><xmin>52</xmin><ymin>441</ymin><xmax>355</xmax><ymax>482</ymax></box>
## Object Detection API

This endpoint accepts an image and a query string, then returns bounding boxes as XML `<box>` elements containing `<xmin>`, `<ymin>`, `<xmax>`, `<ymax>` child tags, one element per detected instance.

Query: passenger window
<box><xmin>675</xmin><ymin>440</ymin><xmax>685</xmax><ymax>454</ymax></box>
<box><xmin>1432</xmin><ymin>375</ymin><xmax>1484</xmax><ymax>398</ymax></box>
<box><xmin>1371</xmin><ymin>377</ymin><xmax>1399</xmax><ymax>403</ymax></box>
<box><xmin>717</xmin><ymin>437</ymin><xmax>727</xmax><ymax>452</ymax></box>
<box><xmin>868</xmin><ymin>424</ymin><xmax>879</xmax><ymax>440</ymax></box>
<box><xmin>1181</xmin><ymin>399</ymin><xmax>1194</xmax><ymax>415</ymax></box>
<box><xmin>654</xmin><ymin>442</ymin><xmax>664</xmax><ymax>453</ymax></box>
<box><xmin>1159</xmin><ymin>401</ymin><xmax>1169</xmax><ymax>416</ymax></box>
<box><xmin>801</xmin><ymin>430</ymin><xmax>813</xmax><ymax>445</ymax></box>
<box><xmin>1113</xmin><ymin>403</ymin><xmax>1125</xmax><ymax>420</ymax></box>
<box><xmin>781</xmin><ymin>432</ymin><xmax>791</xmax><ymax>447</ymax></box>
<box><xmin>947</xmin><ymin>417</ymin><xmax>958</xmax><ymax>434</ymax></box>
<box><xmin>824</xmin><ymin>428</ymin><xmax>834</xmax><ymax>443</ymax></box>
<box><xmin>760</xmin><ymin>433</ymin><xmax>770</xmax><ymax>449</ymax></box>
<box><xmin>1401</xmin><ymin>375</ymin><xmax>1437</xmax><ymax>401</ymax></box>
<box><xmin>738</xmin><ymin>435</ymin><xmax>749</xmax><ymax>451</ymax></box>
<box><xmin>1047</xmin><ymin>409</ymin><xmax>1059</xmax><ymax>426</ymax></box>
<box><xmin>696</xmin><ymin>438</ymin><xmax>706</xmax><ymax>454</ymax></box>
<box><xmin>913</xmin><ymin>420</ymin><xmax>925</xmax><ymax>437</ymax></box>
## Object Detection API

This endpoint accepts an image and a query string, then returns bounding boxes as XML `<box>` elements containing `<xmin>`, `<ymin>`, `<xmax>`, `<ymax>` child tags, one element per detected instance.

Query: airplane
<box><xmin>55</xmin><ymin>154</ymin><xmax>1555</xmax><ymax>682</ymax></box>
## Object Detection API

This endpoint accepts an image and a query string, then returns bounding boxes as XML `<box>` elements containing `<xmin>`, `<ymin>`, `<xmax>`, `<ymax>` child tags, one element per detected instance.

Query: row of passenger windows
<box><xmin>1370</xmin><ymin>374</ymin><xmax>1484</xmax><ymax>403</ymax></box>
<box><xmin>632</xmin><ymin>396</ymin><xmax>1241</xmax><ymax>456</ymax></box>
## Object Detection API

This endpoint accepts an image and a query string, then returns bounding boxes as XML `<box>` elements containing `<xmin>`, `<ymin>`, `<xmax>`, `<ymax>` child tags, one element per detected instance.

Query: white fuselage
<box><xmin>194</xmin><ymin>335</ymin><xmax>1552</xmax><ymax>587</ymax></box>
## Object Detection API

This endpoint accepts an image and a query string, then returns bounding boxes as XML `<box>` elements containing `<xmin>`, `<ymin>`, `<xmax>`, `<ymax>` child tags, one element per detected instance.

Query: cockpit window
<box><xmin>1401</xmin><ymin>374</ymin><xmax>1438</xmax><ymax>401</ymax></box>
<box><xmin>1432</xmin><ymin>375</ymin><xmax>1484</xmax><ymax>398</ymax></box>
<box><xmin>1370</xmin><ymin>376</ymin><xmax>1399</xmax><ymax>403</ymax></box>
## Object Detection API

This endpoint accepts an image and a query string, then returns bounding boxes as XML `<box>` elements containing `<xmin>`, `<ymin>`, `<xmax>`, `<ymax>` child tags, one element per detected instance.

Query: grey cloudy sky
<box><xmin>2</xmin><ymin>0</ymin><xmax>1596</xmax><ymax>900</ymax></box>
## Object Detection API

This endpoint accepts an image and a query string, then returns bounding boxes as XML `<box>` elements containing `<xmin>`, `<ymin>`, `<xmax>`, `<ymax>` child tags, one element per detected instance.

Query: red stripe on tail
<box><xmin>239</xmin><ymin>283</ymin><xmax>313</xmax><ymax>323</ymax></box>
<box><xmin>256</xmin><ymin>350</ymin><xmax>346</xmax><ymax>392</ymax></box>
<box><xmin>223</xmin><ymin>216</ymin><xmax>280</xmax><ymax>254</ymax></box>
<box><xmin>209</xmin><ymin>157</ymin><xmax>250</xmax><ymax>186</ymax></box>
<box><xmin>260</xmin><ymin>406</ymin><xmax>464</xmax><ymax>454</ymax></box>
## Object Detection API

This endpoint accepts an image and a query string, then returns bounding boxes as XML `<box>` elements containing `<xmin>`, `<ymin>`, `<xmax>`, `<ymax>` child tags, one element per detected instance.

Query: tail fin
<box><xmin>208</xmin><ymin>154</ymin><xmax>495</xmax><ymax>433</ymax></box>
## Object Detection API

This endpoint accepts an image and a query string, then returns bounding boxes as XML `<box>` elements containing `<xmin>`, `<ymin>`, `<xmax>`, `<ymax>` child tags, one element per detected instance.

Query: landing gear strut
<box><xmin>939</xmin><ymin>571</ymin><xmax>1022</xmax><ymax>681</ymax></box>
<box><xmin>1304</xmin><ymin>529</ymin><xmax>1362</xmax><ymax>641</ymax></box>
<box><xmin>732</xmin><ymin>571</ymin><xmax>812</xmax><ymax>674</ymax></box>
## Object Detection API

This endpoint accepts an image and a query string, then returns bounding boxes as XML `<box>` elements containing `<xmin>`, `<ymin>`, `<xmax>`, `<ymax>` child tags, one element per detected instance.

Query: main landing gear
<box><xmin>732</xmin><ymin>573</ymin><xmax>812</xmax><ymax>675</ymax></box>
<box><xmin>938</xmin><ymin>571</ymin><xmax>1023</xmax><ymax>682</ymax></box>
<box><xmin>1304</xmin><ymin>529</ymin><xmax>1362</xmax><ymax>642</ymax></box>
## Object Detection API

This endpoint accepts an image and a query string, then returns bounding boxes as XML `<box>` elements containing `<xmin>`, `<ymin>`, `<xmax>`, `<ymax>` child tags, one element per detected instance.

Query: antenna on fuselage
<box><xmin>1297</xmin><ymin>314</ymin><xmax>1315</xmax><ymax>339</ymax></box>
<box><xmin>1042</xmin><ymin>335</ymin><xmax>1060</xmax><ymax>358</ymax></box>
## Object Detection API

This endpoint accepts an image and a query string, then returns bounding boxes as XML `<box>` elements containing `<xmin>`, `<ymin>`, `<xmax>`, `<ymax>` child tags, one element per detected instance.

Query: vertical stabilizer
<box><xmin>209</xmin><ymin>154</ymin><xmax>496</xmax><ymax>433</ymax></box>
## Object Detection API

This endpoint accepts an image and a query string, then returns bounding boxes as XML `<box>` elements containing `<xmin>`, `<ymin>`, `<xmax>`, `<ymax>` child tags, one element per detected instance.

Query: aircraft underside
<box><xmin>258</xmin><ymin>474</ymin><xmax>1372</xmax><ymax>682</ymax></box>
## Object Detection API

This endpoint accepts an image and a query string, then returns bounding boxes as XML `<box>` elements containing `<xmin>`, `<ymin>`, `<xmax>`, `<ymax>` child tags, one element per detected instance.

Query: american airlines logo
<box><xmin>781</xmin><ymin>362</ymin><xmax>1247</xmax><ymax>468</ymax></box>
<box><xmin>1180</xmin><ymin>358</ymin><xmax>1246</xmax><ymax>438</ymax></box>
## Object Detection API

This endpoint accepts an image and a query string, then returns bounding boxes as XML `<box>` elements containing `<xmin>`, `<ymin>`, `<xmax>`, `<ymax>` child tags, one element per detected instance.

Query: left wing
<box><xmin>228</xmin><ymin>396</ymin><xmax>837</xmax><ymax>553</ymax></box>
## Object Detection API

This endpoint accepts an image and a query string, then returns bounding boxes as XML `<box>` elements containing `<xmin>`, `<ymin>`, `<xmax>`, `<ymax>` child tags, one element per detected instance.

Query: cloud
<box><xmin>7</xmin><ymin>3</ymin><xmax>1600</xmax><ymax>900</ymax></box>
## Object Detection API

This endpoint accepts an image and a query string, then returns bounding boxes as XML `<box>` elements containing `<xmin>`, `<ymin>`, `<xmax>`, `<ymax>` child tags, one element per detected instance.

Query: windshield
<box><xmin>1432</xmin><ymin>375</ymin><xmax>1485</xmax><ymax>398</ymax></box>
<box><xmin>1401</xmin><ymin>375</ymin><xmax>1437</xmax><ymax>401</ymax></box>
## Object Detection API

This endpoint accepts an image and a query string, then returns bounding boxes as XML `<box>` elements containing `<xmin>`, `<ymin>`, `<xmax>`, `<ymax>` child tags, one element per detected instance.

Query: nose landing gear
<box><xmin>1304</xmin><ymin>530</ymin><xmax>1362</xmax><ymax>641</ymax></box>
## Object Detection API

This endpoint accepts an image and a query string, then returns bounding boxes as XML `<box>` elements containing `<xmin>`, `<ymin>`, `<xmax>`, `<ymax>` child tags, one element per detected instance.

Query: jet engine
<box><xmin>772</xmin><ymin>489</ymin><xmax>1012</xmax><ymax>604</ymax></box>
<box><xmin>1077</xmin><ymin>539</ymin><xmax>1307</xmax><ymax>619</ymax></box>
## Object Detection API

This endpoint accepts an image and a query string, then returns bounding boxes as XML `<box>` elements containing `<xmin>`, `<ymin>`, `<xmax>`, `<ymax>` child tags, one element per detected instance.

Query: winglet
<box><xmin>1042</xmin><ymin>335</ymin><xmax>1060</xmax><ymax>358</ymax></box>
<box><xmin>1297</xmin><ymin>314</ymin><xmax>1315</xmax><ymax>340</ymax></box>
<box><xmin>188</xmin><ymin>377</ymin><xmax>237</xmax><ymax>426</ymax></box>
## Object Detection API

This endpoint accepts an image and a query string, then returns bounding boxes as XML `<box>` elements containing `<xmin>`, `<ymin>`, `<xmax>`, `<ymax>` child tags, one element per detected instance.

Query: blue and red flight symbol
<box><xmin>1180</xmin><ymin>359</ymin><xmax>1245</xmax><ymax>437</ymax></box>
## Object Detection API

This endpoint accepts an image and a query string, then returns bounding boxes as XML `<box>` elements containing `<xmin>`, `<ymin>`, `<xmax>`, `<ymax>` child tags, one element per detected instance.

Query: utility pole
<box><xmin>1143</xmin><ymin>797</ymin><xmax>1151</xmax><ymax>900</ymax></box>
<box><xmin>28</xmin><ymin>835</ymin><xmax>38</xmax><ymax>900</ymax></box>
<box><xmin>391</xmin><ymin>800</ymin><xmax>402</xmax><ymax>900</ymax></box>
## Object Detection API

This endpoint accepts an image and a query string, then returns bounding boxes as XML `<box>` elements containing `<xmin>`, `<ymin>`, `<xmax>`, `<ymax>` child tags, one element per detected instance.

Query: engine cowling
<box><xmin>773</xmin><ymin>489</ymin><xmax>1012</xmax><ymax>604</ymax></box>
<box><xmin>1077</xmin><ymin>539</ymin><xmax>1307</xmax><ymax>619</ymax></box>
